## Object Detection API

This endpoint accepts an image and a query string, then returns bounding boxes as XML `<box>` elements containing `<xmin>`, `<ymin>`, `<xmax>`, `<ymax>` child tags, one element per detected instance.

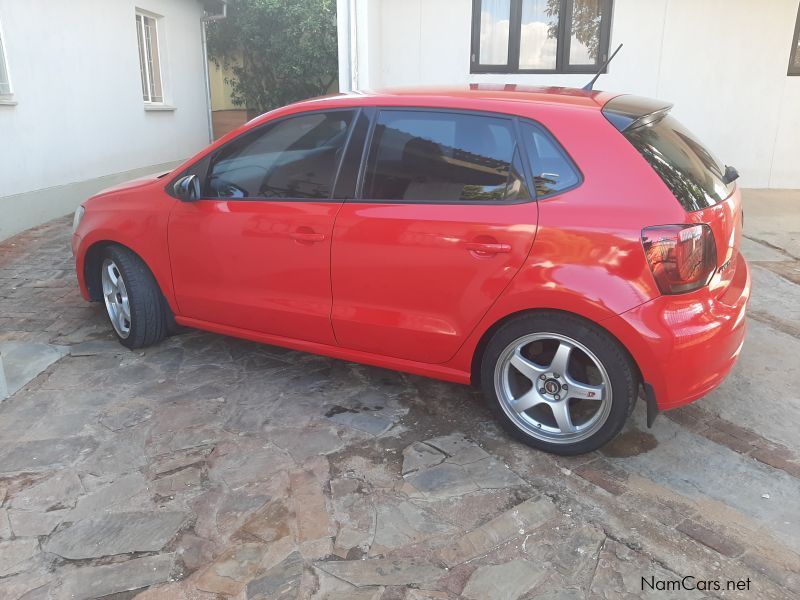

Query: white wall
<box><xmin>0</xmin><ymin>0</ymin><xmax>210</xmax><ymax>239</ymax></box>
<box><xmin>339</xmin><ymin>0</ymin><xmax>800</xmax><ymax>188</ymax></box>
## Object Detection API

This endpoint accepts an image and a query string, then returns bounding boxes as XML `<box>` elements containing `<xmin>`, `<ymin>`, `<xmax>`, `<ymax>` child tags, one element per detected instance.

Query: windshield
<box><xmin>624</xmin><ymin>115</ymin><xmax>734</xmax><ymax>212</ymax></box>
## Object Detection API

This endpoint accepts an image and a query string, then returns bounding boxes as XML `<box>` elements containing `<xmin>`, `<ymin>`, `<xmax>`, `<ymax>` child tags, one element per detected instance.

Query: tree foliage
<box><xmin>207</xmin><ymin>0</ymin><xmax>338</xmax><ymax>114</ymax></box>
<box><xmin>546</xmin><ymin>0</ymin><xmax>603</xmax><ymax>61</ymax></box>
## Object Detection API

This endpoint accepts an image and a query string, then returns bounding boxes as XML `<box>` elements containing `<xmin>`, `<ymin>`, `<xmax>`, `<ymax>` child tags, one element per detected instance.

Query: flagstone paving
<box><xmin>0</xmin><ymin>192</ymin><xmax>798</xmax><ymax>599</ymax></box>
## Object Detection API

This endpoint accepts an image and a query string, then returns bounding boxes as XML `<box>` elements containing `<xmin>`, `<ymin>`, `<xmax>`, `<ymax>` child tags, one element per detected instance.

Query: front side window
<box><xmin>471</xmin><ymin>0</ymin><xmax>612</xmax><ymax>74</ymax></box>
<box><xmin>136</xmin><ymin>12</ymin><xmax>163</xmax><ymax>103</ymax></box>
<box><xmin>0</xmin><ymin>24</ymin><xmax>11</xmax><ymax>95</ymax></box>
<box><xmin>790</xmin><ymin>3</ymin><xmax>800</xmax><ymax>76</ymax></box>
<box><xmin>205</xmin><ymin>110</ymin><xmax>355</xmax><ymax>199</ymax></box>
<box><xmin>362</xmin><ymin>110</ymin><xmax>529</xmax><ymax>203</ymax></box>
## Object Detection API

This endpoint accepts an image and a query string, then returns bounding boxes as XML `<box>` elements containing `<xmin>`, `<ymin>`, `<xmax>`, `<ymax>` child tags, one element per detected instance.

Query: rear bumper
<box><xmin>606</xmin><ymin>252</ymin><xmax>751</xmax><ymax>411</ymax></box>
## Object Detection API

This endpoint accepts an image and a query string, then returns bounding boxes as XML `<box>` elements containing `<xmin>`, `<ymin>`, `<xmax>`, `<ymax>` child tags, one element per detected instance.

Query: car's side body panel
<box><xmin>174</xmin><ymin>314</ymin><xmax>472</xmax><ymax>384</ymax></box>
<box><xmin>168</xmin><ymin>198</ymin><xmax>342</xmax><ymax>346</ymax></box>
<box><xmin>73</xmin><ymin>178</ymin><xmax>178</xmax><ymax>312</ymax></box>
<box><xmin>331</xmin><ymin>202</ymin><xmax>539</xmax><ymax>364</ymax></box>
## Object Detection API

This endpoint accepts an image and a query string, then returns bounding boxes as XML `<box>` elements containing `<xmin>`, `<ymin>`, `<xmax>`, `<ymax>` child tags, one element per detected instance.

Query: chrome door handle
<box><xmin>465</xmin><ymin>242</ymin><xmax>512</xmax><ymax>255</ymax></box>
<box><xmin>290</xmin><ymin>230</ymin><xmax>326</xmax><ymax>243</ymax></box>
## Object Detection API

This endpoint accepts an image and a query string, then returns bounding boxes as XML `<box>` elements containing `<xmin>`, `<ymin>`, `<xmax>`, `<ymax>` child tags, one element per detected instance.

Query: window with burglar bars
<box><xmin>471</xmin><ymin>0</ymin><xmax>613</xmax><ymax>74</ymax></box>
<box><xmin>0</xmin><ymin>25</ymin><xmax>11</xmax><ymax>95</ymax></box>
<box><xmin>136</xmin><ymin>12</ymin><xmax>163</xmax><ymax>102</ymax></box>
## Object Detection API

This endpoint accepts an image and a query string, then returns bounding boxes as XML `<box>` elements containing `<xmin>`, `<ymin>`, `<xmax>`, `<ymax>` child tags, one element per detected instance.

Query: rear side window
<box><xmin>623</xmin><ymin>115</ymin><xmax>734</xmax><ymax>212</ymax></box>
<box><xmin>362</xmin><ymin>110</ymin><xmax>529</xmax><ymax>203</ymax></box>
<box><xmin>205</xmin><ymin>110</ymin><xmax>354</xmax><ymax>199</ymax></box>
<box><xmin>519</xmin><ymin>122</ymin><xmax>581</xmax><ymax>198</ymax></box>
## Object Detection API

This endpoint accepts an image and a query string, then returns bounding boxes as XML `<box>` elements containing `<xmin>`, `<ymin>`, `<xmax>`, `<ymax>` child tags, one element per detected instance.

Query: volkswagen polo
<box><xmin>72</xmin><ymin>86</ymin><xmax>750</xmax><ymax>455</ymax></box>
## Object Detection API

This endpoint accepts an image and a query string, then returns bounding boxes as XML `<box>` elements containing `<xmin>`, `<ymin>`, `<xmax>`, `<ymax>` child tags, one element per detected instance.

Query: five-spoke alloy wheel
<box><xmin>482</xmin><ymin>312</ymin><xmax>638</xmax><ymax>455</ymax></box>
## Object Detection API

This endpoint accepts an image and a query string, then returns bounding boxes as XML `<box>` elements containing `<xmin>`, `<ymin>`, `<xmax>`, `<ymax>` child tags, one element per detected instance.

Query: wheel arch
<box><xmin>83</xmin><ymin>240</ymin><xmax>172</xmax><ymax>310</ymax></box>
<box><xmin>83</xmin><ymin>240</ymin><xmax>115</xmax><ymax>301</ymax></box>
<box><xmin>469</xmin><ymin>308</ymin><xmax>644</xmax><ymax>390</ymax></box>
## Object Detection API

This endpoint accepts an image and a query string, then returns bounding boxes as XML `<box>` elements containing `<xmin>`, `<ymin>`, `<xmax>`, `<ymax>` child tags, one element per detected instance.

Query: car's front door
<box><xmin>331</xmin><ymin>109</ymin><xmax>539</xmax><ymax>364</ymax></box>
<box><xmin>168</xmin><ymin>109</ymin><xmax>357</xmax><ymax>345</ymax></box>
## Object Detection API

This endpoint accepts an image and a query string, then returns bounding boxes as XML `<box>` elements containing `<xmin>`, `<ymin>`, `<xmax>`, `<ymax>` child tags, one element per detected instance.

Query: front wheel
<box><xmin>481</xmin><ymin>312</ymin><xmax>638</xmax><ymax>455</ymax></box>
<box><xmin>99</xmin><ymin>245</ymin><xmax>167</xmax><ymax>349</ymax></box>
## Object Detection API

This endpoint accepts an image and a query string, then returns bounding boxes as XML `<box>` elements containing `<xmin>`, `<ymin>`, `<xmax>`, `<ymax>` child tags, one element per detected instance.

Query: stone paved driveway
<box><xmin>0</xmin><ymin>191</ymin><xmax>799</xmax><ymax>599</ymax></box>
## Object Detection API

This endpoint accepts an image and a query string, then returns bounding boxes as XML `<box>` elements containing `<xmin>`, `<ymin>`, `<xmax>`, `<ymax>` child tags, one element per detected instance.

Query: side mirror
<box><xmin>173</xmin><ymin>174</ymin><xmax>201</xmax><ymax>201</ymax></box>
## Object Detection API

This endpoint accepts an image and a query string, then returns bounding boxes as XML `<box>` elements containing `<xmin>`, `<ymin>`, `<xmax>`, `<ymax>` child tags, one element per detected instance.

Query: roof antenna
<box><xmin>582</xmin><ymin>43</ymin><xmax>623</xmax><ymax>91</ymax></box>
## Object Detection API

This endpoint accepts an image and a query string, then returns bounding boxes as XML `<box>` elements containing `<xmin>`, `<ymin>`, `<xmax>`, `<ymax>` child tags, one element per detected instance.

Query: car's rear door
<box><xmin>168</xmin><ymin>108</ymin><xmax>359</xmax><ymax>345</ymax></box>
<box><xmin>330</xmin><ymin>108</ymin><xmax>539</xmax><ymax>364</ymax></box>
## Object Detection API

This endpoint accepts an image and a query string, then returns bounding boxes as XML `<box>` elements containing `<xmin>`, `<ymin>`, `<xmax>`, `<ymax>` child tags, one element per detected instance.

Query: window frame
<box><xmin>351</xmin><ymin>106</ymin><xmax>581</xmax><ymax>205</ymax></box>
<box><xmin>136</xmin><ymin>10</ymin><xmax>165</xmax><ymax>104</ymax></box>
<box><xmin>789</xmin><ymin>2</ymin><xmax>800</xmax><ymax>76</ymax></box>
<box><xmin>169</xmin><ymin>107</ymin><xmax>361</xmax><ymax>202</ymax></box>
<box><xmin>0</xmin><ymin>19</ymin><xmax>12</xmax><ymax>97</ymax></box>
<box><xmin>519</xmin><ymin>119</ymin><xmax>584</xmax><ymax>199</ymax></box>
<box><xmin>168</xmin><ymin>105</ymin><xmax>584</xmax><ymax>206</ymax></box>
<box><xmin>470</xmin><ymin>0</ymin><xmax>613</xmax><ymax>75</ymax></box>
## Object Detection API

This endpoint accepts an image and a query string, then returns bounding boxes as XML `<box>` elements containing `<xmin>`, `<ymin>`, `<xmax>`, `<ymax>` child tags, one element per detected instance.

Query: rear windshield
<box><xmin>624</xmin><ymin>115</ymin><xmax>734</xmax><ymax>212</ymax></box>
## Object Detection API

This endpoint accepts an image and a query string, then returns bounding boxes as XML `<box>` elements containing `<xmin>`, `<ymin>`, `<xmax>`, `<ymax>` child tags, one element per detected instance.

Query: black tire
<box><xmin>164</xmin><ymin>306</ymin><xmax>188</xmax><ymax>337</ymax></box>
<box><xmin>99</xmin><ymin>245</ymin><xmax>167</xmax><ymax>349</ymax></box>
<box><xmin>480</xmin><ymin>311</ymin><xmax>638</xmax><ymax>455</ymax></box>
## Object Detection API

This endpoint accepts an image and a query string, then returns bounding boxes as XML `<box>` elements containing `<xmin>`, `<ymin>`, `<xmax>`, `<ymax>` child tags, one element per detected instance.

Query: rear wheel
<box><xmin>99</xmin><ymin>245</ymin><xmax>167</xmax><ymax>349</ymax></box>
<box><xmin>481</xmin><ymin>312</ymin><xmax>637</xmax><ymax>455</ymax></box>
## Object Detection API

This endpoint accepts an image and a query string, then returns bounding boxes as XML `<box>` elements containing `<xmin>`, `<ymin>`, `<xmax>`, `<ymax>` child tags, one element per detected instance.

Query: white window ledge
<box><xmin>144</xmin><ymin>104</ymin><xmax>176</xmax><ymax>112</ymax></box>
<box><xmin>0</xmin><ymin>95</ymin><xmax>17</xmax><ymax>106</ymax></box>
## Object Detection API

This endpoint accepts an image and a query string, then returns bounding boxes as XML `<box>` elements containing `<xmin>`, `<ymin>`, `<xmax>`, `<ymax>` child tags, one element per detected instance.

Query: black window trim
<box><xmin>167</xmin><ymin>106</ymin><xmax>362</xmax><ymax>203</ymax></box>
<box><xmin>470</xmin><ymin>0</ymin><xmax>614</xmax><ymax>75</ymax></box>
<box><xmin>349</xmin><ymin>106</ymin><xmax>583</xmax><ymax>205</ymax></box>
<box><xmin>790</xmin><ymin>2</ymin><xmax>800</xmax><ymax>76</ymax></box>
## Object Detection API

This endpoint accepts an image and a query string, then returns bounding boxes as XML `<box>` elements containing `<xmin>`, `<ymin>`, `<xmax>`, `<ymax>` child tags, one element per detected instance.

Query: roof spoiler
<box><xmin>602</xmin><ymin>95</ymin><xmax>674</xmax><ymax>132</ymax></box>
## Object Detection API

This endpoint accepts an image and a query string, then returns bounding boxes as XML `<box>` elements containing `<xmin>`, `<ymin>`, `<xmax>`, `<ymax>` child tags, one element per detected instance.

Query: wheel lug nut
<box><xmin>538</xmin><ymin>388</ymin><xmax>545</xmax><ymax>394</ymax></box>
<box><xmin>554</xmin><ymin>394</ymin><xmax>560</xmax><ymax>401</ymax></box>
<box><xmin>539</xmin><ymin>374</ymin><xmax>546</xmax><ymax>380</ymax></box>
<box><xmin>553</xmin><ymin>373</ymin><xmax>560</xmax><ymax>379</ymax></box>
<box><xmin>562</xmin><ymin>383</ymin><xmax>568</xmax><ymax>390</ymax></box>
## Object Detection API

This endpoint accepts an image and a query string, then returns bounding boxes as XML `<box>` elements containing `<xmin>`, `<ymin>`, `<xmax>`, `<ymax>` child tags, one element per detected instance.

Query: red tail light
<box><xmin>642</xmin><ymin>224</ymin><xmax>717</xmax><ymax>294</ymax></box>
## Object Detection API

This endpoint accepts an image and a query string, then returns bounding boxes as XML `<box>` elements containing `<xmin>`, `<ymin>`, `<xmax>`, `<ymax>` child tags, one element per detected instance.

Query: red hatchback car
<box><xmin>72</xmin><ymin>86</ymin><xmax>750</xmax><ymax>455</ymax></box>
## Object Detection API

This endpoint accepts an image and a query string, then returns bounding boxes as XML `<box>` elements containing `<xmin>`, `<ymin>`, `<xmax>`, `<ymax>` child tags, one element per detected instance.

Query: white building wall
<box><xmin>339</xmin><ymin>0</ymin><xmax>800</xmax><ymax>189</ymax></box>
<box><xmin>0</xmin><ymin>0</ymin><xmax>210</xmax><ymax>240</ymax></box>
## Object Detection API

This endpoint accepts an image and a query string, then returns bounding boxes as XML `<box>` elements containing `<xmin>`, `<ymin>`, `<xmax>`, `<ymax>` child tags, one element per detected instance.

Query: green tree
<box><xmin>546</xmin><ymin>0</ymin><xmax>603</xmax><ymax>61</ymax></box>
<box><xmin>207</xmin><ymin>0</ymin><xmax>338</xmax><ymax>114</ymax></box>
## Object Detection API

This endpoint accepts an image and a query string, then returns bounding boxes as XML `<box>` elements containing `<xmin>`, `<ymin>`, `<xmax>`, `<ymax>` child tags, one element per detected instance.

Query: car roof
<box><xmin>294</xmin><ymin>85</ymin><xmax>621</xmax><ymax>112</ymax></box>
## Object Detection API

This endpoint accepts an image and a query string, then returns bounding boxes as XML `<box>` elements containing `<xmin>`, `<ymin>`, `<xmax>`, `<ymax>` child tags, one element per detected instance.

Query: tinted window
<box><xmin>624</xmin><ymin>115</ymin><xmax>733</xmax><ymax>212</ymax></box>
<box><xmin>520</xmin><ymin>122</ymin><xmax>580</xmax><ymax>197</ymax></box>
<box><xmin>363</xmin><ymin>111</ymin><xmax>528</xmax><ymax>202</ymax></box>
<box><xmin>205</xmin><ymin>111</ymin><xmax>354</xmax><ymax>199</ymax></box>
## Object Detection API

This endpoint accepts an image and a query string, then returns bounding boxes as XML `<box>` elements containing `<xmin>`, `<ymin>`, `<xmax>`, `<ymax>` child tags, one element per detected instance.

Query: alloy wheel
<box><xmin>101</xmin><ymin>258</ymin><xmax>132</xmax><ymax>339</ymax></box>
<box><xmin>494</xmin><ymin>332</ymin><xmax>612</xmax><ymax>444</ymax></box>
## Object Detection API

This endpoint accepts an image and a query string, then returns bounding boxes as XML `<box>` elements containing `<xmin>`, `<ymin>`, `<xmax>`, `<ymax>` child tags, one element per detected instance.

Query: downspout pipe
<box><xmin>336</xmin><ymin>0</ymin><xmax>358</xmax><ymax>92</ymax></box>
<box><xmin>201</xmin><ymin>1</ymin><xmax>227</xmax><ymax>142</ymax></box>
<box><xmin>336</xmin><ymin>0</ymin><xmax>351</xmax><ymax>92</ymax></box>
